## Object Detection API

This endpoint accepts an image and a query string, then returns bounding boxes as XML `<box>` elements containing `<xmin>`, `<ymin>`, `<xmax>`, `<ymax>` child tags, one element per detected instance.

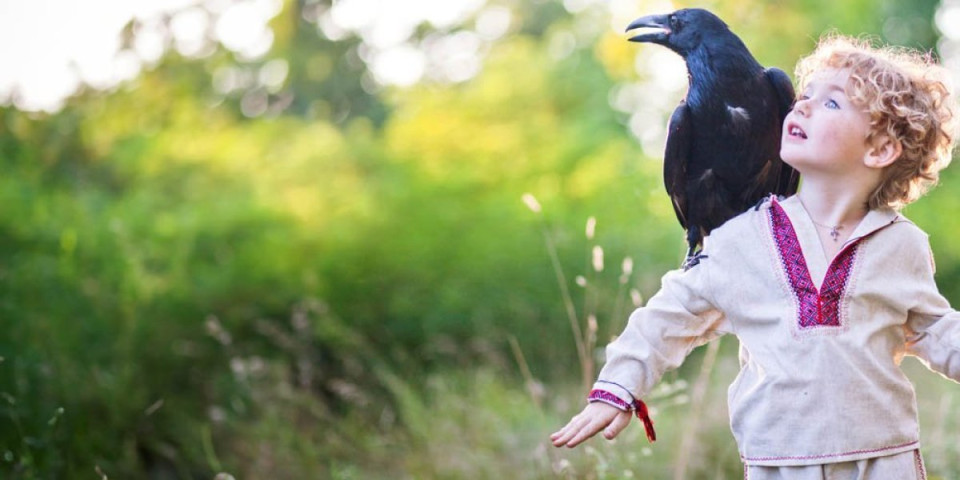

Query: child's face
<box><xmin>780</xmin><ymin>68</ymin><xmax>874</xmax><ymax>177</ymax></box>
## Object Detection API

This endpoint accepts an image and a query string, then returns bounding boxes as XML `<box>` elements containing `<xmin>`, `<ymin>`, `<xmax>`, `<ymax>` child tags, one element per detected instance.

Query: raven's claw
<box><xmin>682</xmin><ymin>251</ymin><xmax>708</xmax><ymax>271</ymax></box>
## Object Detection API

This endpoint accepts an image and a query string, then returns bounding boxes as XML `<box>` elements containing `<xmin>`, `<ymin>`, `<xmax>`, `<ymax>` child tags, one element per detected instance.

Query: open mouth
<box><xmin>787</xmin><ymin>124</ymin><xmax>807</xmax><ymax>139</ymax></box>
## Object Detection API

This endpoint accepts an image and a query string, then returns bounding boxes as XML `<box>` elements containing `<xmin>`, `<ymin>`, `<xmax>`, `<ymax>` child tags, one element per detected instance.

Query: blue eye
<box><xmin>826</xmin><ymin>99</ymin><xmax>839</xmax><ymax>109</ymax></box>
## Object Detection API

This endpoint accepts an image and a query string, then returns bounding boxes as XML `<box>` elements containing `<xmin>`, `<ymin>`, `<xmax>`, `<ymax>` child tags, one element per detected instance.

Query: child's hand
<box><xmin>550</xmin><ymin>402</ymin><xmax>632</xmax><ymax>448</ymax></box>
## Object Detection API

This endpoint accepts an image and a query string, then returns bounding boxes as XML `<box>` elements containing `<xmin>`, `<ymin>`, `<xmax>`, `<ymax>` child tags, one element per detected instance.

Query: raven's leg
<box><xmin>681</xmin><ymin>228</ymin><xmax>707</xmax><ymax>271</ymax></box>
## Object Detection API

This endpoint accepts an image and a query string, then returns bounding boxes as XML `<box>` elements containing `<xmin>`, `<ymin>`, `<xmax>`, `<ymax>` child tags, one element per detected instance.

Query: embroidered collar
<box><xmin>768</xmin><ymin>196</ymin><xmax>900</xmax><ymax>330</ymax></box>
<box><xmin>774</xmin><ymin>196</ymin><xmax>899</xmax><ymax>286</ymax></box>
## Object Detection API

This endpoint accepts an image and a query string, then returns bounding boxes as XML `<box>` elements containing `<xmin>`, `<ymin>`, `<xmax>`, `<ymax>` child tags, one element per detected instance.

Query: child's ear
<box><xmin>864</xmin><ymin>135</ymin><xmax>903</xmax><ymax>169</ymax></box>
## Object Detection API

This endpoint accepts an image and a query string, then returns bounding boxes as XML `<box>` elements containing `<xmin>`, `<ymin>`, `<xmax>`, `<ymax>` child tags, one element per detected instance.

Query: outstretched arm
<box><xmin>551</xmin><ymin>240</ymin><xmax>728</xmax><ymax>448</ymax></box>
<box><xmin>902</xmin><ymin>232</ymin><xmax>960</xmax><ymax>380</ymax></box>
<box><xmin>550</xmin><ymin>402</ymin><xmax>632</xmax><ymax>448</ymax></box>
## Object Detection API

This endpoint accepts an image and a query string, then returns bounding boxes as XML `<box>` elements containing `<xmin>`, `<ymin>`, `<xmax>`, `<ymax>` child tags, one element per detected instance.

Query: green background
<box><xmin>2</xmin><ymin>0</ymin><xmax>960</xmax><ymax>478</ymax></box>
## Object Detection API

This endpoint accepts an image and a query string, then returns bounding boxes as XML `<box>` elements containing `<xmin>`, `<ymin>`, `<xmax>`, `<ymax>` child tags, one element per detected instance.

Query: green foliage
<box><xmin>1</xmin><ymin>0</ymin><xmax>958</xmax><ymax>478</ymax></box>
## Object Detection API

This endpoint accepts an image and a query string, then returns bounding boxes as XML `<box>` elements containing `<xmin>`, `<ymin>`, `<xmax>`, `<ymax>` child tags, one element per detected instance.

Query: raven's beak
<box><xmin>625</xmin><ymin>14</ymin><xmax>670</xmax><ymax>43</ymax></box>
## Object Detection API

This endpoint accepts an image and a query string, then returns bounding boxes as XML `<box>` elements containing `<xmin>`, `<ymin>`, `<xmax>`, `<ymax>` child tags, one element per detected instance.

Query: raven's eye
<box><xmin>670</xmin><ymin>15</ymin><xmax>680</xmax><ymax>30</ymax></box>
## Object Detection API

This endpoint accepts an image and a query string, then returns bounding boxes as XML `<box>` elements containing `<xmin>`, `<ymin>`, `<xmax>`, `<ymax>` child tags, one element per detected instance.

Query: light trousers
<box><xmin>744</xmin><ymin>450</ymin><xmax>925</xmax><ymax>480</ymax></box>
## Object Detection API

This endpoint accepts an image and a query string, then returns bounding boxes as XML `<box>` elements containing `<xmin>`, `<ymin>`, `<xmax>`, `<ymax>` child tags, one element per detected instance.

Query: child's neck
<box><xmin>796</xmin><ymin>184</ymin><xmax>870</xmax><ymax>228</ymax></box>
<box><xmin>795</xmin><ymin>181</ymin><xmax>872</xmax><ymax>259</ymax></box>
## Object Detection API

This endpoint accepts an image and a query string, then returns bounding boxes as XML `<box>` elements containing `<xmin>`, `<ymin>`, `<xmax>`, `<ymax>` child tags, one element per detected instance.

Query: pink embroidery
<box><xmin>769</xmin><ymin>201</ymin><xmax>859</xmax><ymax>329</ymax></box>
<box><xmin>742</xmin><ymin>440</ymin><xmax>919</xmax><ymax>462</ymax></box>
<box><xmin>915</xmin><ymin>450</ymin><xmax>927</xmax><ymax>480</ymax></box>
<box><xmin>588</xmin><ymin>389</ymin><xmax>631</xmax><ymax>410</ymax></box>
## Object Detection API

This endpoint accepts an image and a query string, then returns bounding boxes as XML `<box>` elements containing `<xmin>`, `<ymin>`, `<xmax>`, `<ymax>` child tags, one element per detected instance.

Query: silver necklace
<box><xmin>810</xmin><ymin>220</ymin><xmax>843</xmax><ymax>241</ymax></box>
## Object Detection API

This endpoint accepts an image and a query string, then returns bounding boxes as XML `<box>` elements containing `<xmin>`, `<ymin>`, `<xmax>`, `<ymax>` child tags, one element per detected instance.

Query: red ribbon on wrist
<box><xmin>587</xmin><ymin>389</ymin><xmax>656</xmax><ymax>443</ymax></box>
<box><xmin>633</xmin><ymin>398</ymin><xmax>656</xmax><ymax>443</ymax></box>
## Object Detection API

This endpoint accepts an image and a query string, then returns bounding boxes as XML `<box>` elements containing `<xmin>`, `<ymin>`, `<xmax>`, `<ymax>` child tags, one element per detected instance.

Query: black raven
<box><xmin>626</xmin><ymin>8</ymin><xmax>799</xmax><ymax>268</ymax></box>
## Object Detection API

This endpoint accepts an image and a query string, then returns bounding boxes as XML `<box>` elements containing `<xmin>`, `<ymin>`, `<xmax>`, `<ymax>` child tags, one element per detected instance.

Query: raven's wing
<box><xmin>764</xmin><ymin>67</ymin><xmax>800</xmax><ymax>195</ymax></box>
<box><xmin>664</xmin><ymin>102</ymin><xmax>692</xmax><ymax>229</ymax></box>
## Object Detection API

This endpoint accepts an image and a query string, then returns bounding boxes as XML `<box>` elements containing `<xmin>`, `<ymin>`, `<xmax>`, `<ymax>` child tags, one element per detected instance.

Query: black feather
<box><xmin>626</xmin><ymin>8</ymin><xmax>799</xmax><ymax>265</ymax></box>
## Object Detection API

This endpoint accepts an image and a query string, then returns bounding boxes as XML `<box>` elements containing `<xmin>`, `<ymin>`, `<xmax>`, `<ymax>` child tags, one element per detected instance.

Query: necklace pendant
<box><xmin>830</xmin><ymin>227</ymin><xmax>840</xmax><ymax>241</ymax></box>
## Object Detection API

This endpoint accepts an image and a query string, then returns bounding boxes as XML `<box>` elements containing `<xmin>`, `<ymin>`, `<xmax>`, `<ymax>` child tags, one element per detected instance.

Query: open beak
<box><xmin>625</xmin><ymin>14</ymin><xmax>671</xmax><ymax>43</ymax></box>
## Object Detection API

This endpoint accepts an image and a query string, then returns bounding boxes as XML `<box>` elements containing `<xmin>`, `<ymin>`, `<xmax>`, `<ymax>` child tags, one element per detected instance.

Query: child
<box><xmin>551</xmin><ymin>34</ymin><xmax>959</xmax><ymax>478</ymax></box>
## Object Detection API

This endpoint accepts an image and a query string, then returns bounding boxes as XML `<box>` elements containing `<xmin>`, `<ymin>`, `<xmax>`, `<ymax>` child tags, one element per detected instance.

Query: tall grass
<box><xmin>521</xmin><ymin>193</ymin><xmax>645</xmax><ymax>393</ymax></box>
<box><xmin>362</xmin><ymin>345</ymin><xmax>960</xmax><ymax>479</ymax></box>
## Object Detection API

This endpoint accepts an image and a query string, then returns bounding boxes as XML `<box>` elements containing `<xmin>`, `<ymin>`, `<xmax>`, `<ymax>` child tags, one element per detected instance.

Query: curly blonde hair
<box><xmin>795</xmin><ymin>34</ymin><xmax>959</xmax><ymax>209</ymax></box>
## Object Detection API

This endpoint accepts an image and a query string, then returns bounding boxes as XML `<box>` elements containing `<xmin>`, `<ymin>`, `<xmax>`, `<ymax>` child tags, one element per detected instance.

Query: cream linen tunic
<box><xmin>593</xmin><ymin>195</ymin><xmax>960</xmax><ymax>467</ymax></box>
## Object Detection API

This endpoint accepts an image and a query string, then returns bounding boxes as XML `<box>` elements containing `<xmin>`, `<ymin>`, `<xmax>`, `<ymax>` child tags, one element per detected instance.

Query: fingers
<box><xmin>550</xmin><ymin>413</ymin><xmax>594</xmax><ymax>448</ymax></box>
<box><xmin>603</xmin><ymin>410</ymin><xmax>631</xmax><ymax>440</ymax></box>
<box><xmin>551</xmin><ymin>421</ymin><xmax>593</xmax><ymax>448</ymax></box>
<box><xmin>563</xmin><ymin>417</ymin><xmax>604</xmax><ymax>448</ymax></box>
<box><xmin>550</xmin><ymin>403</ymin><xmax>623</xmax><ymax>448</ymax></box>
<box><xmin>549</xmin><ymin>415</ymin><xmax>579</xmax><ymax>446</ymax></box>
